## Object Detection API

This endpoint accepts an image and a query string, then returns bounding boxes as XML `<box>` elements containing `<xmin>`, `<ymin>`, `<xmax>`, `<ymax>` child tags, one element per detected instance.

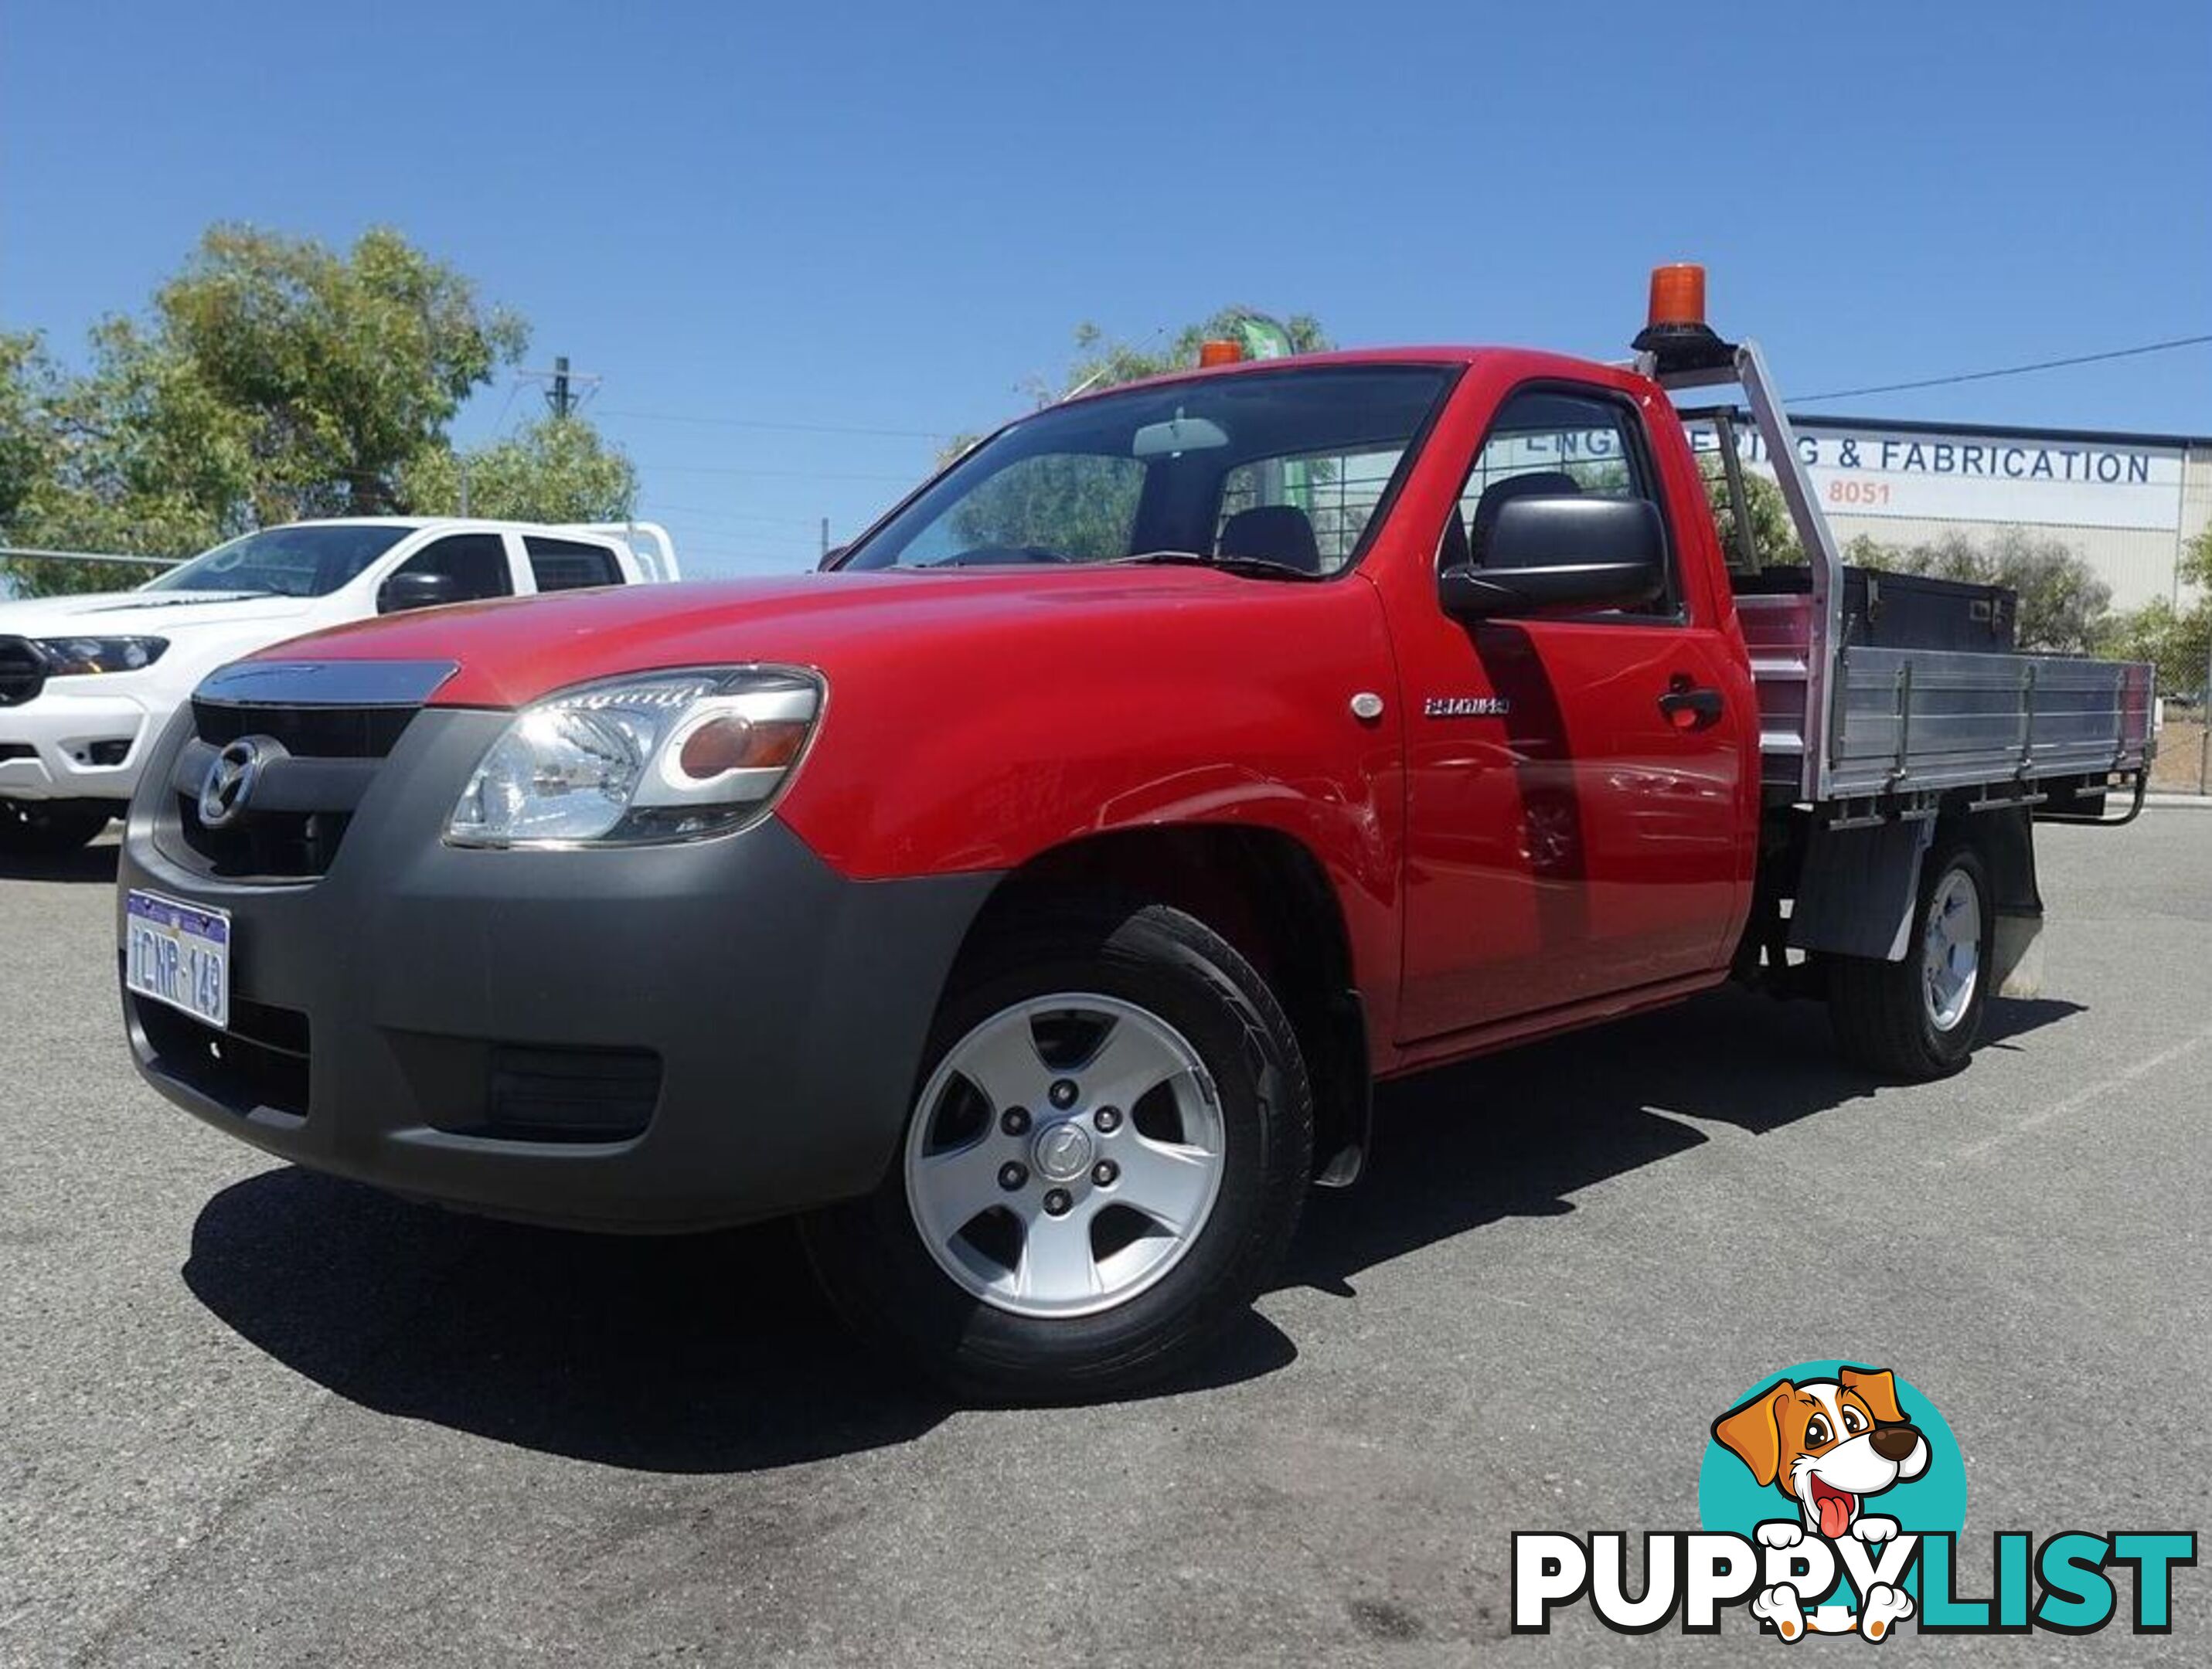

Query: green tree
<box><xmin>938</xmin><ymin>308</ymin><xmax>1333</xmax><ymax>559</ymax></box>
<box><xmin>941</xmin><ymin>307</ymin><xmax>1332</xmax><ymax>470</ymax></box>
<box><xmin>153</xmin><ymin>224</ymin><xmax>527</xmax><ymax>518</ymax></box>
<box><xmin>2098</xmin><ymin>527</ymin><xmax>2211</xmax><ymax>694</ymax></box>
<box><xmin>0</xmin><ymin>326</ymin><xmax>250</xmax><ymax>593</ymax></box>
<box><xmin>1696</xmin><ymin>452</ymin><xmax>1804</xmax><ymax>568</ymax></box>
<box><xmin>2098</xmin><ymin>595</ymin><xmax>2207</xmax><ymax>693</ymax></box>
<box><xmin>400</xmin><ymin>415</ymin><xmax>638</xmax><ymax>523</ymax></box>
<box><xmin>0</xmin><ymin>332</ymin><xmax>62</xmax><ymax>535</ymax></box>
<box><xmin>2</xmin><ymin>224</ymin><xmax>636</xmax><ymax>597</ymax></box>
<box><xmin>1036</xmin><ymin>307</ymin><xmax>1329</xmax><ymax>403</ymax></box>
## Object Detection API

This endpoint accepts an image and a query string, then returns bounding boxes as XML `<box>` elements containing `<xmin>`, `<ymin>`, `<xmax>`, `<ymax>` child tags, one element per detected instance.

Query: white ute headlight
<box><xmin>447</xmin><ymin>667</ymin><xmax>824</xmax><ymax>848</ymax></box>
<box><xmin>38</xmin><ymin>636</ymin><xmax>168</xmax><ymax>675</ymax></box>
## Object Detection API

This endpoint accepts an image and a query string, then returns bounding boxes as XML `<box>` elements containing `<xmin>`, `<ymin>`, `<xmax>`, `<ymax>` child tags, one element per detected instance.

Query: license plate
<box><xmin>124</xmin><ymin>890</ymin><xmax>231</xmax><ymax>1029</ymax></box>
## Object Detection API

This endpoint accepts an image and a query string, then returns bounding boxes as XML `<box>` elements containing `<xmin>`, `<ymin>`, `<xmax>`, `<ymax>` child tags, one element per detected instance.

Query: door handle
<box><xmin>1659</xmin><ymin>684</ymin><xmax>1724</xmax><ymax>729</ymax></box>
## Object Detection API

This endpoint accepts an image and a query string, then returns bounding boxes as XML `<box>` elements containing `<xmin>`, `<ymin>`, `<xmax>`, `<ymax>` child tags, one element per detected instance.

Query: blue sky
<box><xmin>4</xmin><ymin>1</ymin><xmax>2207</xmax><ymax>576</ymax></box>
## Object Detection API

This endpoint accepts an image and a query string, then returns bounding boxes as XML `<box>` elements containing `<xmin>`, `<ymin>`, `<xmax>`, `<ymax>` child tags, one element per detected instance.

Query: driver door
<box><xmin>1392</xmin><ymin>381</ymin><xmax>1754</xmax><ymax>1042</ymax></box>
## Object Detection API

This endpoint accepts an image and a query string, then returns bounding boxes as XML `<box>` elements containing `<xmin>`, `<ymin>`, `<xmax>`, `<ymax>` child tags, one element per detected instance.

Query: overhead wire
<box><xmin>1791</xmin><ymin>334</ymin><xmax>2212</xmax><ymax>404</ymax></box>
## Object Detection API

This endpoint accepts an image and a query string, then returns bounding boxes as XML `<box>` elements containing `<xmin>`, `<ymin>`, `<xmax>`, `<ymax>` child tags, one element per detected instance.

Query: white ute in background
<box><xmin>0</xmin><ymin>517</ymin><xmax>680</xmax><ymax>855</ymax></box>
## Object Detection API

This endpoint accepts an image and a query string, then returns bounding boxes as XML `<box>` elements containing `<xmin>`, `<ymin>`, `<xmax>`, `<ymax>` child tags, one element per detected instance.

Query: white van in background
<box><xmin>0</xmin><ymin>518</ymin><xmax>679</xmax><ymax>855</ymax></box>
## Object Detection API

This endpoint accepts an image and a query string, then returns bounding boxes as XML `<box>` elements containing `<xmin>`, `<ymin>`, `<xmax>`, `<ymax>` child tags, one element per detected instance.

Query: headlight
<box><xmin>446</xmin><ymin>666</ymin><xmax>824</xmax><ymax>848</ymax></box>
<box><xmin>36</xmin><ymin>637</ymin><xmax>168</xmax><ymax>675</ymax></box>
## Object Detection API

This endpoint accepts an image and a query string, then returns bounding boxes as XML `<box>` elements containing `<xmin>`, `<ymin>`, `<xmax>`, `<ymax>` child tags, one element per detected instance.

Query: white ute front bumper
<box><xmin>0</xmin><ymin>685</ymin><xmax>159</xmax><ymax>804</ymax></box>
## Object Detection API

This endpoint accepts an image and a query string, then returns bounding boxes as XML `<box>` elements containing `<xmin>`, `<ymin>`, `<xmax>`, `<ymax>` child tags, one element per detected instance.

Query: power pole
<box><xmin>820</xmin><ymin>517</ymin><xmax>830</xmax><ymax>562</ymax></box>
<box><xmin>520</xmin><ymin>356</ymin><xmax>601</xmax><ymax>420</ymax></box>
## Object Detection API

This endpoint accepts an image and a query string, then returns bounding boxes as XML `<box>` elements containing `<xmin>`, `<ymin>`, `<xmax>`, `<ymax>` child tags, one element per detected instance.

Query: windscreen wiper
<box><xmin>922</xmin><ymin>546</ymin><xmax>1078</xmax><ymax>568</ymax></box>
<box><xmin>1116</xmin><ymin>549</ymin><xmax>1318</xmax><ymax>582</ymax></box>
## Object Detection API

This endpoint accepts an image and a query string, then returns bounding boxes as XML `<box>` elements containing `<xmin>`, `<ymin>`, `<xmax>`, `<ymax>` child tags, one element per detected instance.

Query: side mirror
<box><xmin>816</xmin><ymin>544</ymin><xmax>849</xmax><ymax>572</ymax></box>
<box><xmin>377</xmin><ymin>570</ymin><xmax>462</xmax><ymax>614</ymax></box>
<box><xmin>1439</xmin><ymin>496</ymin><xmax>1666</xmax><ymax>620</ymax></box>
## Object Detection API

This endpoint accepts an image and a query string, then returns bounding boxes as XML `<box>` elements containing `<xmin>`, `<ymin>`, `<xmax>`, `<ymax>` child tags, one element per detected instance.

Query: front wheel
<box><xmin>1827</xmin><ymin>840</ymin><xmax>1996</xmax><ymax>1079</ymax></box>
<box><xmin>0</xmin><ymin>799</ymin><xmax>113</xmax><ymax>857</ymax></box>
<box><xmin>800</xmin><ymin>899</ymin><xmax>1313</xmax><ymax>1403</ymax></box>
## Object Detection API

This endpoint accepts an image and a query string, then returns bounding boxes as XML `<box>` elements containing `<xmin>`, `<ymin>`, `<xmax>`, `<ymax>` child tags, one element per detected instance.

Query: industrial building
<box><xmin>1713</xmin><ymin>414</ymin><xmax>2211</xmax><ymax>610</ymax></box>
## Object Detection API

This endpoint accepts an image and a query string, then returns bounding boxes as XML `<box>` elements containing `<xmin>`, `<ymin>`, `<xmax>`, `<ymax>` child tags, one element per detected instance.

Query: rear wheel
<box><xmin>1827</xmin><ymin>840</ymin><xmax>1994</xmax><ymax>1079</ymax></box>
<box><xmin>800</xmin><ymin>899</ymin><xmax>1312</xmax><ymax>1402</ymax></box>
<box><xmin>0</xmin><ymin>799</ymin><xmax>112</xmax><ymax>856</ymax></box>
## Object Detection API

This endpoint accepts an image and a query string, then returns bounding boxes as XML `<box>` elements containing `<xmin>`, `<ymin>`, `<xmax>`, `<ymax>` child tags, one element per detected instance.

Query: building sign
<box><xmin>1688</xmin><ymin>422</ymin><xmax>2188</xmax><ymax>532</ymax></box>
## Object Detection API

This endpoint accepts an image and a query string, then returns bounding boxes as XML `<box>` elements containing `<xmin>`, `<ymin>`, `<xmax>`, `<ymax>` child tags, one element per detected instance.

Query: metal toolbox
<box><xmin>1736</xmin><ymin>565</ymin><xmax>2016</xmax><ymax>653</ymax></box>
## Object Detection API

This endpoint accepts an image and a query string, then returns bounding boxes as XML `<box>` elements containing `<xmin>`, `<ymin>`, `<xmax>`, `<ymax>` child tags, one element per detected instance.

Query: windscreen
<box><xmin>842</xmin><ymin>365</ymin><xmax>1457</xmax><ymax>576</ymax></box>
<box><xmin>141</xmin><ymin>523</ymin><xmax>418</xmax><ymax>597</ymax></box>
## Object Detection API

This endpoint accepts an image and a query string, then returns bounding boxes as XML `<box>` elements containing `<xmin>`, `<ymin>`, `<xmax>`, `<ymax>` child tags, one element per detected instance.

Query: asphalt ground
<box><xmin>3</xmin><ymin>811</ymin><xmax>2208</xmax><ymax>1667</ymax></box>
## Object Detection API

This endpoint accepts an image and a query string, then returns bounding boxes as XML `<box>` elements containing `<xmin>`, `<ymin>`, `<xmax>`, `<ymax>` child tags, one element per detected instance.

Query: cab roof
<box><xmin>260</xmin><ymin>516</ymin><xmax>621</xmax><ymax>537</ymax></box>
<box><xmin>1057</xmin><ymin>345</ymin><xmax>1622</xmax><ymax>407</ymax></box>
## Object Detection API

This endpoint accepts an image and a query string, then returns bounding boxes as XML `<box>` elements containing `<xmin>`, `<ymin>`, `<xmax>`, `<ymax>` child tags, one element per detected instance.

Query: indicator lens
<box><xmin>677</xmin><ymin>716</ymin><xmax>808</xmax><ymax>779</ymax></box>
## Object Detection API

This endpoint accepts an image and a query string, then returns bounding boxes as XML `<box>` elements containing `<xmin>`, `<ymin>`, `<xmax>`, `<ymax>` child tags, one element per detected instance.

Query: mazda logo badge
<box><xmin>1031</xmin><ymin>1120</ymin><xmax>1094</xmax><ymax>1183</ymax></box>
<box><xmin>198</xmin><ymin>737</ymin><xmax>281</xmax><ymax>830</ymax></box>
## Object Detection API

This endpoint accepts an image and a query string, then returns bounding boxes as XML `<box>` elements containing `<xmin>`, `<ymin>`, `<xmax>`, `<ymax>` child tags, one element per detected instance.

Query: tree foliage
<box><xmin>936</xmin><ymin>308</ymin><xmax>1332</xmax><ymax>560</ymax></box>
<box><xmin>0</xmin><ymin>331</ymin><xmax>61</xmax><ymax>533</ymax></box>
<box><xmin>946</xmin><ymin>453</ymin><xmax>1143</xmax><ymax>562</ymax></box>
<box><xmin>2</xmin><ymin>225</ymin><xmax>633</xmax><ymax>596</ymax></box>
<box><xmin>0</xmin><ymin>325</ymin><xmax>253</xmax><ymax>593</ymax></box>
<box><xmin>153</xmin><ymin>225</ymin><xmax>529</xmax><ymax>519</ymax></box>
<box><xmin>401</xmin><ymin>416</ymin><xmax>638</xmax><ymax>524</ymax></box>
<box><xmin>1035</xmin><ymin>307</ymin><xmax>1330</xmax><ymax>404</ymax></box>
<box><xmin>2099</xmin><ymin>526</ymin><xmax>2211</xmax><ymax>694</ymax></box>
<box><xmin>2098</xmin><ymin>593</ymin><xmax>2208</xmax><ymax>694</ymax></box>
<box><xmin>1697</xmin><ymin>452</ymin><xmax>1804</xmax><ymax>568</ymax></box>
<box><xmin>940</xmin><ymin>307</ymin><xmax>1332</xmax><ymax>471</ymax></box>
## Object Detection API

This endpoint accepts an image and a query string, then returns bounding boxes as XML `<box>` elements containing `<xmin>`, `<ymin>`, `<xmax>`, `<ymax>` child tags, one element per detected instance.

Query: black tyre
<box><xmin>800</xmin><ymin>897</ymin><xmax>1313</xmax><ymax>1403</ymax></box>
<box><xmin>0</xmin><ymin>799</ymin><xmax>112</xmax><ymax>857</ymax></box>
<box><xmin>1827</xmin><ymin>840</ymin><xmax>1995</xmax><ymax>1079</ymax></box>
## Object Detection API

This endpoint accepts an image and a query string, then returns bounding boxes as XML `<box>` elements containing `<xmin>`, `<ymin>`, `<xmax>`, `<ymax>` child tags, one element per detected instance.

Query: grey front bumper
<box><xmin>118</xmin><ymin>705</ymin><xmax>998</xmax><ymax>1232</ymax></box>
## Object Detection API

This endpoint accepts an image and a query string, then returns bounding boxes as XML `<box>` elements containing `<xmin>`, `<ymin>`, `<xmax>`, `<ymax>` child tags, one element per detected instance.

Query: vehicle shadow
<box><xmin>182</xmin><ymin>984</ymin><xmax>2081</xmax><ymax>1472</ymax></box>
<box><xmin>1285</xmin><ymin>984</ymin><xmax>2084</xmax><ymax>1295</ymax></box>
<box><xmin>0</xmin><ymin>837</ymin><xmax>118</xmax><ymax>884</ymax></box>
<box><xmin>1980</xmin><ymin>994</ymin><xmax>2088</xmax><ymax>1049</ymax></box>
<box><xmin>183</xmin><ymin>1166</ymin><xmax>1298</xmax><ymax>1474</ymax></box>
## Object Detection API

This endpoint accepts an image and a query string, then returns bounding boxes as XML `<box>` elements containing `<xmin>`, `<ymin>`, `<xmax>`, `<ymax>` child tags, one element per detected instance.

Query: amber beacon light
<box><xmin>1632</xmin><ymin>261</ymin><xmax>1729</xmax><ymax>366</ymax></box>
<box><xmin>1646</xmin><ymin>263</ymin><xmax>1707</xmax><ymax>331</ymax></box>
<box><xmin>1196</xmin><ymin>338</ymin><xmax>1244</xmax><ymax>367</ymax></box>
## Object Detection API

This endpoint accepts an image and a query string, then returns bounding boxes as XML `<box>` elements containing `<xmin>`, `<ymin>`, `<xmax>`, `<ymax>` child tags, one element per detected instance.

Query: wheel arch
<box><xmin>951</xmin><ymin>824</ymin><xmax>1373</xmax><ymax>1187</ymax></box>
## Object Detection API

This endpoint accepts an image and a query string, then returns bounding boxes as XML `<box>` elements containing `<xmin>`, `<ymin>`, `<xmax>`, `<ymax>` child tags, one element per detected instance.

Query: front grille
<box><xmin>191</xmin><ymin>698</ymin><xmax>415</xmax><ymax>760</ymax></box>
<box><xmin>134</xmin><ymin>989</ymin><xmax>311</xmax><ymax>1119</ymax></box>
<box><xmin>168</xmin><ymin>700</ymin><xmax>417</xmax><ymax>881</ymax></box>
<box><xmin>0</xmin><ymin>637</ymin><xmax>46</xmax><ymax>707</ymax></box>
<box><xmin>173</xmin><ymin>799</ymin><xmax>355</xmax><ymax>879</ymax></box>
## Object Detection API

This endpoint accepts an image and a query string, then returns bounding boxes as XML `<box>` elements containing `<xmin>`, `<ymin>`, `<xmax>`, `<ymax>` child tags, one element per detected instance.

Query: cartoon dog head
<box><xmin>1713</xmin><ymin>1366</ymin><xmax>1930</xmax><ymax>1540</ymax></box>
